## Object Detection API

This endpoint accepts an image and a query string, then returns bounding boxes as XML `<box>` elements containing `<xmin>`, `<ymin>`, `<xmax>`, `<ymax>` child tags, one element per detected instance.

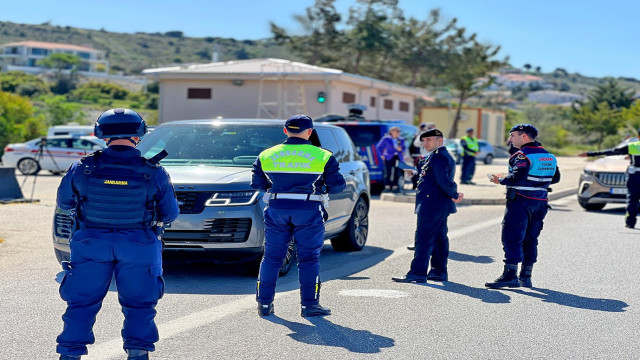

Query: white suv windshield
<box><xmin>137</xmin><ymin>124</ymin><xmax>286</xmax><ymax>167</ymax></box>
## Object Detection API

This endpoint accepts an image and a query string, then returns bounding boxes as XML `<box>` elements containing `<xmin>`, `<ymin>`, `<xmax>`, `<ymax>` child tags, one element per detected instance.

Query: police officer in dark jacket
<box><xmin>392</xmin><ymin>129</ymin><xmax>464</xmax><ymax>283</ymax></box>
<box><xmin>486</xmin><ymin>124</ymin><xmax>560</xmax><ymax>289</ymax></box>
<box><xmin>56</xmin><ymin>109</ymin><xmax>179</xmax><ymax>360</ymax></box>
<box><xmin>251</xmin><ymin>115</ymin><xmax>346</xmax><ymax>317</ymax></box>
<box><xmin>579</xmin><ymin>130</ymin><xmax>640</xmax><ymax>228</ymax></box>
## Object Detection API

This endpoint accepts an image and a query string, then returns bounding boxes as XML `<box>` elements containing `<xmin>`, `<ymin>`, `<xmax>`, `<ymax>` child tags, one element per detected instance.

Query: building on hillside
<box><xmin>419</xmin><ymin>107</ymin><xmax>506</xmax><ymax>145</ymax></box>
<box><xmin>0</xmin><ymin>41</ymin><xmax>108</xmax><ymax>75</ymax></box>
<box><xmin>527</xmin><ymin>90</ymin><xmax>584</xmax><ymax>106</ymax></box>
<box><xmin>142</xmin><ymin>58</ymin><xmax>425</xmax><ymax>124</ymax></box>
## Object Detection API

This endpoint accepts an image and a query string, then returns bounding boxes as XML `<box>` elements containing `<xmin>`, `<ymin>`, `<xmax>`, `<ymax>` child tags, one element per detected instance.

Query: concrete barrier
<box><xmin>0</xmin><ymin>167</ymin><xmax>27</xmax><ymax>203</ymax></box>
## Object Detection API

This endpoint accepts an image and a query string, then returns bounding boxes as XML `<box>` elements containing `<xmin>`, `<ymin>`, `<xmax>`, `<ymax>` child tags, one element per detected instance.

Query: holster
<box><xmin>506</xmin><ymin>187</ymin><xmax>517</xmax><ymax>201</ymax></box>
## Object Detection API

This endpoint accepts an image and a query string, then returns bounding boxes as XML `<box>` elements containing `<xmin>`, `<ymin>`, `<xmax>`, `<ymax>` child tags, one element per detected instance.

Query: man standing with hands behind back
<box><xmin>392</xmin><ymin>128</ymin><xmax>463</xmax><ymax>283</ymax></box>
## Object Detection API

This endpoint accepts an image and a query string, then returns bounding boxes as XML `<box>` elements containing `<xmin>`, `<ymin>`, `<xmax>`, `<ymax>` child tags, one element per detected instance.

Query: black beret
<box><xmin>419</xmin><ymin>128</ymin><xmax>444</xmax><ymax>140</ymax></box>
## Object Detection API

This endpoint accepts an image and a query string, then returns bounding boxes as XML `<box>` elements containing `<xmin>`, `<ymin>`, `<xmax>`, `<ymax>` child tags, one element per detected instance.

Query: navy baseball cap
<box><xmin>510</xmin><ymin>124</ymin><xmax>538</xmax><ymax>138</ymax></box>
<box><xmin>285</xmin><ymin>114</ymin><xmax>313</xmax><ymax>132</ymax></box>
<box><xmin>466</xmin><ymin>127</ymin><xmax>474</xmax><ymax>132</ymax></box>
<box><xmin>419</xmin><ymin>128</ymin><xmax>444</xmax><ymax>140</ymax></box>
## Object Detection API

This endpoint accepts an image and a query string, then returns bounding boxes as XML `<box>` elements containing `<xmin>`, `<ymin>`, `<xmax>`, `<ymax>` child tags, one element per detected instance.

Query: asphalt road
<box><xmin>0</xmin><ymin>177</ymin><xmax>638</xmax><ymax>359</ymax></box>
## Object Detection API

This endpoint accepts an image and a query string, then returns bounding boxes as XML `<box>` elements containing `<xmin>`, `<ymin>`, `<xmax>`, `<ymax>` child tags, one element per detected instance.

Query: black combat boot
<box><xmin>485</xmin><ymin>264</ymin><xmax>520</xmax><ymax>289</ymax></box>
<box><xmin>258</xmin><ymin>302</ymin><xmax>274</xmax><ymax>316</ymax></box>
<box><xmin>301</xmin><ymin>304</ymin><xmax>332</xmax><ymax>317</ymax></box>
<box><xmin>126</xmin><ymin>349</ymin><xmax>149</xmax><ymax>360</ymax></box>
<box><xmin>519</xmin><ymin>264</ymin><xmax>533</xmax><ymax>288</ymax></box>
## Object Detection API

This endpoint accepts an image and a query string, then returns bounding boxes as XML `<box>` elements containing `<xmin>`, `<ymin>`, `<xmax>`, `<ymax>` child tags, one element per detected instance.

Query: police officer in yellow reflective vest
<box><xmin>251</xmin><ymin>115</ymin><xmax>346</xmax><ymax>317</ymax></box>
<box><xmin>460</xmin><ymin>128</ymin><xmax>479</xmax><ymax>184</ymax></box>
<box><xmin>580</xmin><ymin>129</ymin><xmax>640</xmax><ymax>228</ymax></box>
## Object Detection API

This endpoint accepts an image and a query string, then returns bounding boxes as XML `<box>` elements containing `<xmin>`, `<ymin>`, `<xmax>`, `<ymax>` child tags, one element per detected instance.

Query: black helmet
<box><xmin>94</xmin><ymin>108</ymin><xmax>147</xmax><ymax>139</ymax></box>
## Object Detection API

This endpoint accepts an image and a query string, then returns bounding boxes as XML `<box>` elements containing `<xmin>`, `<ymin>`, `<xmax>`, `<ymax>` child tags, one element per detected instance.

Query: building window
<box><xmin>370</xmin><ymin>97</ymin><xmax>376</xmax><ymax>107</ymax></box>
<box><xmin>30</xmin><ymin>48</ymin><xmax>48</xmax><ymax>56</ymax></box>
<box><xmin>399</xmin><ymin>101</ymin><xmax>410</xmax><ymax>112</ymax></box>
<box><xmin>187</xmin><ymin>88</ymin><xmax>212</xmax><ymax>99</ymax></box>
<box><xmin>384</xmin><ymin>99</ymin><xmax>393</xmax><ymax>110</ymax></box>
<box><xmin>342</xmin><ymin>92</ymin><xmax>356</xmax><ymax>104</ymax></box>
<box><xmin>77</xmin><ymin>52</ymin><xmax>91</xmax><ymax>59</ymax></box>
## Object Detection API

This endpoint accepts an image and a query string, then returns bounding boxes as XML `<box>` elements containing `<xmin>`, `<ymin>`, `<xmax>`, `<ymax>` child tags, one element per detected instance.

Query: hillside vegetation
<box><xmin>0</xmin><ymin>21</ymin><xmax>295</xmax><ymax>74</ymax></box>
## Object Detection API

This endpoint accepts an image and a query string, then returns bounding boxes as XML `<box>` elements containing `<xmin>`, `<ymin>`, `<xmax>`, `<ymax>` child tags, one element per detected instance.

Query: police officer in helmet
<box><xmin>56</xmin><ymin>109</ymin><xmax>179</xmax><ymax>360</ymax></box>
<box><xmin>486</xmin><ymin>124</ymin><xmax>560</xmax><ymax>289</ymax></box>
<box><xmin>251</xmin><ymin>115</ymin><xmax>346</xmax><ymax>317</ymax></box>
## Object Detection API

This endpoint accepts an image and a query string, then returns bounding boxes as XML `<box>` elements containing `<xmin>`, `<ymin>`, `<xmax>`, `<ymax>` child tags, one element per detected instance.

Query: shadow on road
<box><xmin>449</xmin><ymin>251</ymin><xmax>494</xmax><ymax>264</ymax></box>
<box><xmin>265</xmin><ymin>316</ymin><xmax>394</xmax><ymax>353</ymax></box>
<box><xmin>156</xmin><ymin>245</ymin><xmax>393</xmax><ymax>295</ymax></box>
<box><xmin>423</xmin><ymin>281</ymin><xmax>511</xmax><ymax>304</ymax></box>
<box><xmin>506</xmin><ymin>287</ymin><xmax>628</xmax><ymax>312</ymax></box>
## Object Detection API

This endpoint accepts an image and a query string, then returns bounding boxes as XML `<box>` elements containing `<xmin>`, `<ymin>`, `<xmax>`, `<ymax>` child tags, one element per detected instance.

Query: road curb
<box><xmin>380</xmin><ymin>187</ymin><xmax>578</xmax><ymax>206</ymax></box>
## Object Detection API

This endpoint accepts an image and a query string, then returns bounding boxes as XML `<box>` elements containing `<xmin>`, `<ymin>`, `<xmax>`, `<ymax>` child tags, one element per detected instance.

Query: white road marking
<box><xmin>339</xmin><ymin>289</ymin><xmax>409</xmax><ymax>298</ymax></box>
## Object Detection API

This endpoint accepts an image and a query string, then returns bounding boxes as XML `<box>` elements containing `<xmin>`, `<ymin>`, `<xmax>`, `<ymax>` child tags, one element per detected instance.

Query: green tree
<box><xmin>439</xmin><ymin>33</ymin><xmax>506</xmax><ymax>138</ymax></box>
<box><xmin>0</xmin><ymin>91</ymin><xmax>40</xmax><ymax>156</ymax></box>
<box><xmin>37</xmin><ymin>53</ymin><xmax>81</xmax><ymax>94</ymax></box>
<box><xmin>344</xmin><ymin>0</ymin><xmax>401</xmax><ymax>75</ymax></box>
<box><xmin>0</xmin><ymin>71</ymin><xmax>50</xmax><ymax>97</ymax></box>
<box><xmin>43</xmin><ymin>96</ymin><xmax>85</xmax><ymax>126</ymax></box>
<box><xmin>395</xmin><ymin>10</ymin><xmax>457</xmax><ymax>87</ymax></box>
<box><xmin>572</xmin><ymin>102</ymin><xmax>623</xmax><ymax>149</ymax></box>
<box><xmin>572</xmin><ymin>78</ymin><xmax>635</xmax><ymax>112</ymax></box>
<box><xmin>270</xmin><ymin>0</ymin><xmax>344</xmax><ymax>65</ymax></box>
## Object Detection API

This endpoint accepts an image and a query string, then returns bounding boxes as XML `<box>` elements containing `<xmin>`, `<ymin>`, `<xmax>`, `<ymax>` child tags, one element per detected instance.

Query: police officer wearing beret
<box><xmin>486</xmin><ymin>124</ymin><xmax>560</xmax><ymax>289</ymax></box>
<box><xmin>251</xmin><ymin>115</ymin><xmax>346</xmax><ymax>317</ymax></box>
<box><xmin>579</xmin><ymin>129</ymin><xmax>640</xmax><ymax>229</ymax></box>
<box><xmin>55</xmin><ymin>109</ymin><xmax>179</xmax><ymax>360</ymax></box>
<box><xmin>392</xmin><ymin>129</ymin><xmax>464</xmax><ymax>283</ymax></box>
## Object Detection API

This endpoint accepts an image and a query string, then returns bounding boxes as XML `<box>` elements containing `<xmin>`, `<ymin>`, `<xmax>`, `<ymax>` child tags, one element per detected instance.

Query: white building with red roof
<box><xmin>0</xmin><ymin>41</ymin><xmax>108</xmax><ymax>74</ymax></box>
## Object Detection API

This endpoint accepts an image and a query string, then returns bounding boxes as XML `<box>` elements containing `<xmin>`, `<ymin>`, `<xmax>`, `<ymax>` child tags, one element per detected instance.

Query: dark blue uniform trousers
<box><xmin>408</xmin><ymin>210</ymin><xmax>450</xmax><ymax>277</ymax></box>
<box><xmin>461</xmin><ymin>155</ymin><xmax>476</xmax><ymax>182</ymax></box>
<box><xmin>501</xmin><ymin>197</ymin><xmax>548</xmax><ymax>265</ymax></box>
<box><xmin>626</xmin><ymin>172</ymin><xmax>640</xmax><ymax>228</ymax></box>
<box><xmin>258</xmin><ymin>200</ymin><xmax>324</xmax><ymax>306</ymax></box>
<box><xmin>57</xmin><ymin>229</ymin><xmax>164</xmax><ymax>356</ymax></box>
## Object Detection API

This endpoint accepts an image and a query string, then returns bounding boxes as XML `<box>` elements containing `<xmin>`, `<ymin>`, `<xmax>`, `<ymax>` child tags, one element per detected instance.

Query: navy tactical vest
<box><xmin>76</xmin><ymin>151</ymin><xmax>160</xmax><ymax>229</ymax></box>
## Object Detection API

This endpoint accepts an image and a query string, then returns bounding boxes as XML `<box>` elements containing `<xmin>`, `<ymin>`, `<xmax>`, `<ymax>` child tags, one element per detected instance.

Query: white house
<box><xmin>0</xmin><ymin>41</ymin><xmax>109</xmax><ymax>74</ymax></box>
<box><xmin>527</xmin><ymin>90</ymin><xmax>584</xmax><ymax>105</ymax></box>
<box><xmin>143</xmin><ymin>58</ymin><xmax>426</xmax><ymax>124</ymax></box>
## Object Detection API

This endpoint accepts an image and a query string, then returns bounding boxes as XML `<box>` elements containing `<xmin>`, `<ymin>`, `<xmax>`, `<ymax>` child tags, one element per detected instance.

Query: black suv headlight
<box><xmin>205</xmin><ymin>191</ymin><xmax>259</xmax><ymax>206</ymax></box>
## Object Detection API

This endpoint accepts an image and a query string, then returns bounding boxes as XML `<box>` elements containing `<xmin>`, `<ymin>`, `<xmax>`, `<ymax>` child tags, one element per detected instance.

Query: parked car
<box><xmin>46</xmin><ymin>125</ymin><xmax>95</xmax><ymax>137</ymax></box>
<box><xmin>577</xmin><ymin>138</ymin><xmax>638</xmax><ymax>211</ymax></box>
<box><xmin>444</xmin><ymin>139</ymin><xmax>496</xmax><ymax>164</ymax></box>
<box><xmin>332</xmin><ymin>120</ymin><xmax>417</xmax><ymax>194</ymax></box>
<box><xmin>52</xmin><ymin>119</ymin><xmax>371</xmax><ymax>276</ymax></box>
<box><xmin>2</xmin><ymin>135</ymin><xmax>106</xmax><ymax>175</ymax></box>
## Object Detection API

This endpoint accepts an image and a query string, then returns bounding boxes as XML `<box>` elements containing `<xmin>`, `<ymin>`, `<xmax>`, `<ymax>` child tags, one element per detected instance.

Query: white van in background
<box><xmin>47</xmin><ymin>125</ymin><xmax>94</xmax><ymax>137</ymax></box>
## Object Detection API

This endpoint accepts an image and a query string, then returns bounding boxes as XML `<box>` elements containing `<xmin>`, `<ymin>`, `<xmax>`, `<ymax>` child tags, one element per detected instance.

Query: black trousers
<box><xmin>626</xmin><ymin>172</ymin><xmax>640</xmax><ymax>228</ymax></box>
<box><xmin>383</xmin><ymin>156</ymin><xmax>401</xmax><ymax>188</ymax></box>
<box><xmin>501</xmin><ymin>197</ymin><xmax>548</xmax><ymax>265</ymax></box>
<box><xmin>408</xmin><ymin>210</ymin><xmax>450</xmax><ymax>277</ymax></box>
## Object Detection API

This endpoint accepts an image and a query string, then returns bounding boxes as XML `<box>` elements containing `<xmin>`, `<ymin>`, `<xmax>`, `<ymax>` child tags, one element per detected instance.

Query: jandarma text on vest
<box><xmin>103</xmin><ymin>179</ymin><xmax>129</xmax><ymax>186</ymax></box>
<box><xmin>270</xmin><ymin>150</ymin><xmax>315</xmax><ymax>162</ymax></box>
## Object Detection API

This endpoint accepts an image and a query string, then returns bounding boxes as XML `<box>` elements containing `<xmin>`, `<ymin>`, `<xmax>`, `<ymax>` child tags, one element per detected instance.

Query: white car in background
<box><xmin>1</xmin><ymin>135</ymin><xmax>106</xmax><ymax>175</ymax></box>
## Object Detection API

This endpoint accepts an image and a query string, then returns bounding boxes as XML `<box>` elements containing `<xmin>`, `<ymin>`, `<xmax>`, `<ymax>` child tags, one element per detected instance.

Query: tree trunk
<box><xmin>448</xmin><ymin>90</ymin><xmax>467</xmax><ymax>139</ymax></box>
